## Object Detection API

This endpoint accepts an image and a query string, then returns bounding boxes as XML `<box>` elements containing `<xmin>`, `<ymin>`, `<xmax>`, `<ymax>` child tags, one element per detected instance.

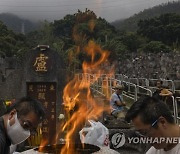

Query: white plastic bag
<box><xmin>10</xmin><ymin>144</ymin><xmax>17</xmax><ymax>154</ymax></box>
<box><xmin>79</xmin><ymin>120</ymin><xmax>109</xmax><ymax>147</ymax></box>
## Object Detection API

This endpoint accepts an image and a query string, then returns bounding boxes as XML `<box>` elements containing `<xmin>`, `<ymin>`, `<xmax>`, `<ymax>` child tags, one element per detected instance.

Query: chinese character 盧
<box><xmin>33</xmin><ymin>54</ymin><xmax>48</xmax><ymax>72</ymax></box>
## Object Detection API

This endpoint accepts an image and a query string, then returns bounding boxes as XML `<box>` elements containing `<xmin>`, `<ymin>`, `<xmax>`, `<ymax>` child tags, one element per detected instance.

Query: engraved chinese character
<box><xmin>51</xmin><ymin>108</ymin><xmax>55</xmax><ymax>113</ymax></box>
<box><xmin>50</xmin><ymin>85</ymin><xmax>55</xmax><ymax>91</ymax></box>
<box><xmin>51</xmin><ymin>114</ymin><xmax>55</xmax><ymax>120</ymax></box>
<box><xmin>38</xmin><ymin>92</ymin><xmax>46</xmax><ymax>100</ymax></box>
<box><xmin>38</xmin><ymin>88</ymin><xmax>46</xmax><ymax>92</ymax></box>
<box><xmin>43</xmin><ymin>102</ymin><xmax>48</xmax><ymax>108</ymax></box>
<box><xmin>51</xmin><ymin>102</ymin><xmax>55</xmax><ymax>106</ymax></box>
<box><xmin>43</xmin><ymin>119</ymin><xmax>48</xmax><ymax>125</ymax></box>
<box><xmin>33</xmin><ymin>54</ymin><xmax>48</xmax><ymax>72</ymax></box>
<box><xmin>28</xmin><ymin>85</ymin><xmax>33</xmax><ymax>92</ymax></box>
<box><xmin>42</xmin><ymin>127</ymin><xmax>49</xmax><ymax>133</ymax></box>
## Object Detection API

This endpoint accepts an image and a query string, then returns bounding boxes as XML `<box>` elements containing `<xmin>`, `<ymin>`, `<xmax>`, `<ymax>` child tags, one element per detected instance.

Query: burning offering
<box><xmin>60</xmin><ymin>40</ymin><xmax>114</xmax><ymax>153</ymax></box>
<box><xmin>31</xmin><ymin>17</ymin><xmax>116</xmax><ymax>154</ymax></box>
<box><xmin>33</xmin><ymin>143</ymin><xmax>100</xmax><ymax>154</ymax></box>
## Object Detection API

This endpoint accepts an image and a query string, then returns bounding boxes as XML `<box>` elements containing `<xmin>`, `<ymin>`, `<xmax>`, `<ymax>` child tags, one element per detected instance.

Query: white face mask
<box><xmin>7</xmin><ymin>113</ymin><xmax>30</xmax><ymax>145</ymax></box>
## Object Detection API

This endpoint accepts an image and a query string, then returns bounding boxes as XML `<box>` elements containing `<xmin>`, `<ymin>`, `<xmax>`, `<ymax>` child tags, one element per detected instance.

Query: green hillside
<box><xmin>112</xmin><ymin>1</ymin><xmax>180</xmax><ymax>31</ymax></box>
<box><xmin>0</xmin><ymin>13</ymin><xmax>40</xmax><ymax>34</ymax></box>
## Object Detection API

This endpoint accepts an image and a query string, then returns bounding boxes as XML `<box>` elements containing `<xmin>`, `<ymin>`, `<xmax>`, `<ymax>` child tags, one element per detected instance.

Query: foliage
<box><xmin>117</xmin><ymin>32</ymin><xmax>146</xmax><ymax>52</ymax></box>
<box><xmin>140</xmin><ymin>41</ymin><xmax>171</xmax><ymax>53</ymax></box>
<box><xmin>112</xmin><ymin>1</ymin><xmax>180</xmax><ymax>31</ymax></box>
<box><xmin>53</xmin><ymin>14</ymin><xmax>76</xmax><ymax>38</ymax></box>
<box><xmin>137</xmin><ymin>13</ymin><xmax>180</xmax><ymax>47</ymax></box>
<box><xmin>0</xmin><ymin>21</ymin><xmax>28</xmax><ymax>57</ymax></box>
<box><xmin>1</xmin><ymin>8</ymin><xmax>178</xmax><ymax>73</ymax></box>
<box><xmin>29</xmin><ymin>9</ymin><xmax>119</xmax><ymax>70</ymax></box>
<box><xmin>102</xmin><ymin>38</ymin><xmax>128</xmax><ymax>62</ymax></box>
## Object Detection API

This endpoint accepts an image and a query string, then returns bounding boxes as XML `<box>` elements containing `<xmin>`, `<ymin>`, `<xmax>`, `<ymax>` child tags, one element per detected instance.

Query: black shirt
<box><xmin>0</xmin><ymin>117</ymin><xmax>11</xmax><ymax>154</ymax></box>
<box><xmin>152</xmin><ymin>88</ymin><xmax>163</xmax><ymax>100</ymax></box>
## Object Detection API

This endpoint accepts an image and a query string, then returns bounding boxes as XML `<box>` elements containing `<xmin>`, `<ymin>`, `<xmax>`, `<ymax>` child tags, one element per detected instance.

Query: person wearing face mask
<box><xmin>0</xmin><ymin>97</ymin><xmax>45</xmax><ymax>154</ymax></box>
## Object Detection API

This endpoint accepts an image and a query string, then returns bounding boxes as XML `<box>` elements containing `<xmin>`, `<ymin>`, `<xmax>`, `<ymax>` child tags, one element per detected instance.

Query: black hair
<box><xmin>6</xmin><ymin>97</ymin><xmax>45</xmax><ymax>121</ymax></box>
<box><xmin>156</xmin><ymin>80</ymin><xmax>163</xmax><ymax>85</ymax></box>
<box><xmin>125</xmin><ymin>96</ymin><xmax>174</xmax><ymax>126</ymax></box>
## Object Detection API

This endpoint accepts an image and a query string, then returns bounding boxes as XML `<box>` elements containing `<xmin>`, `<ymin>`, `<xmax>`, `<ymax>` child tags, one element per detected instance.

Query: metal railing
<box><xmin>77</xmin><ymin>73</ymin><xmax>179</xmax><ymax>95</ymax></box>
<box><xmin>76</xmin><ymin>73</ymin><xmax>180</xmax><ymax>124</ymax></box>
<box><xmin>76</xmin><ymin>73</ymin><xmax>153</xmax><ymax>102</ymax></box>
<box><xmin>114</xmin><ymin>74</ymin><xmax>179</xmax><ymax>92</ymax></box>
<box><xmin>171</xmin><ymin>96</ymin><xmax>178</xmax><ymax>124</ymax></box>
<box><xmin>108</xmin><ymin>77</ymin><xmax>138</xmax><ymax>101</ymax></box>
<box><xmin>138</xmin><ymin>78</ymin><xmax>149</xmax><ymax>87</ymax></box>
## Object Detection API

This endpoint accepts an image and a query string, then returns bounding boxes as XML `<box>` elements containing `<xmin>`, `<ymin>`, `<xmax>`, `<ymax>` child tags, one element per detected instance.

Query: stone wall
<box><xmin>118</xmin><ymin>52</ymin><xmax>180</xmax><ymax>80</ymax></box>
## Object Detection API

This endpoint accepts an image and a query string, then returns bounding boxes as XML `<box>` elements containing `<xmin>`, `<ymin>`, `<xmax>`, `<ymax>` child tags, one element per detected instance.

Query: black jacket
<box><xmin>0</xmin><ymin>117</ymin><xmax>11</xmax><ymax>154</ymax></box>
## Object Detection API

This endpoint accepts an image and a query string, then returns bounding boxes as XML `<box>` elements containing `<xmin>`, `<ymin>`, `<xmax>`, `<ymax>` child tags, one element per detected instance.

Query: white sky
<box><xmin>0</xmin><ymin>0</ymin><xmax>178</xmax><ymax>22</ymax></box>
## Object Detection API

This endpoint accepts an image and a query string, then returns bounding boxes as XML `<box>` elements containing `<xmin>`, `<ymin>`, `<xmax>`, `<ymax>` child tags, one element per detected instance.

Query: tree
<box><xmin>101</xmin><ymin>38</ymin><xmax>128</xmax><ymax>62</ymax></box>
<box><xmin>138</xmin><ymin>13</ymin><xmax>180</xmax><ymax>47</ymax></box>
<box><xmin>118</xmin><ymin>32</ymin><xmax>146</xmax><ymax>52</ymax></box>
<box><xmin>140</xmin><ymin>41</ymin><xmax>171</xmax><ymax>53</ymax></box>
<box><xmin>0</xmin><ymin>21</ymin><xmax>28</xmax><ymax>57</ymax></box>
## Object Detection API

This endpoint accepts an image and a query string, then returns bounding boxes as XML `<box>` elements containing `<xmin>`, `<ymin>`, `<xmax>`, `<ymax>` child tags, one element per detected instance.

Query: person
<box><xmin>110</xmin><ymin>84</ymin><xmax>126</xmax><ymax>118</ymax></box>
<box><xmin>153</xmin><ymin>80</ymin><xmax>173</xmax><ymax>102</ymax></box>
<box><xmin>125</xmin><ymin>96</ymin><xmax>180</xmax><ymax>154</ymax></box>
<box><xmin>0</xmin><ymin>97</ymin><xmax>45</xmax><ymax>154</ymax></box>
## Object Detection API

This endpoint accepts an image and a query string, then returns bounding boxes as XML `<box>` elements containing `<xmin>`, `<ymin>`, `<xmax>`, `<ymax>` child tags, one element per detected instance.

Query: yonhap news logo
<box><xmin>111</xmin><ymin>133</ymin><xmax>126</xmax><ymax>148</ymax></box>
<box><xmin>111</xmin><ymin>132</ymin><xmax>180</xmax><ymax>149</ymax></box>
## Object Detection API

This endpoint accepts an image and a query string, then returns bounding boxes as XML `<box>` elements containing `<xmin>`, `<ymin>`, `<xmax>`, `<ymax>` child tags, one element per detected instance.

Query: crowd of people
<box><xmin>0</xmin><ymin>51</ymin><xmax>179</xmax><ymax>153</ymax></box>
<box><xmin>118</xmin><ymin>52</ymin><xmax>180</xmax><ymax>80</ymax></box>
<box><xmin>110</xmin><ymin>82</ymin><xmax>179</xmax><ymax>154</ymax></box>
<box><xmin>0</xmin><ymin>90</ymin><xmax>179</xmax><ymax>153</ymax></box>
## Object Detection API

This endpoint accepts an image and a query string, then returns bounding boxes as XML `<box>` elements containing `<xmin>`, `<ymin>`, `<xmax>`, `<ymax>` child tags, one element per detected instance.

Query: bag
<box><xmin>79</xmin><ymin>120</ymin><xmax>109</xmax><ymax>147</ymax></box>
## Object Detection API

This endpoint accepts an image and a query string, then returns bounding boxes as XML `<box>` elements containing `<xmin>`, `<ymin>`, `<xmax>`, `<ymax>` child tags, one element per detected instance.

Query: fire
<box><xmin>38</xmin><ymin>138</ymin><xmax>48</xmax><ymax>152</ymax></box>
<box><xmin>35</xmin><ymin>10</ymin><xmax>116</xmax><ymax>153</ymax></box>
<box><xmin>61</xmin><ymin>40</ymin><xmax>114</xmax><ymax>153</ymax></box>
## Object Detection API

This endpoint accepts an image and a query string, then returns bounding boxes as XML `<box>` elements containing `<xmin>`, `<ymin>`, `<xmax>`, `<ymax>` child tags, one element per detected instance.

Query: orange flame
<box><xmin>38</xmin><ymin>139</ymin><xmax>48</xmax><ymax>152</ymax></box>
<box><xmin>61</xmin><ymin>40</ymin><xmax>114</xmax><ymax>153</ymax></box>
